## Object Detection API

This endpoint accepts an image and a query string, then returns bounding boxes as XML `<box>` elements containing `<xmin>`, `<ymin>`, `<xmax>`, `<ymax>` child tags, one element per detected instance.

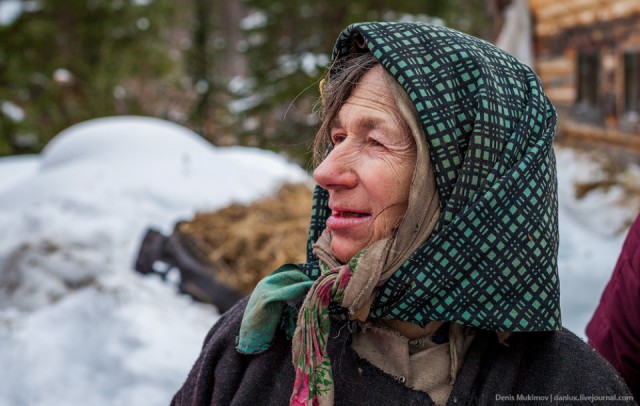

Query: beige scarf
<box><xmin>352</xmin><ymin>322</ymin><xmax>475</xmax><ymax>405</ymax></box>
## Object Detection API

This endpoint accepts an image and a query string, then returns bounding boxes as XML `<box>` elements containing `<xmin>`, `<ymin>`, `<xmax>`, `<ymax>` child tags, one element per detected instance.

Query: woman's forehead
<box><xmin>334</xmin><ymin>67</ymin><xmax>403</xmax><ymax>125</ymax></box>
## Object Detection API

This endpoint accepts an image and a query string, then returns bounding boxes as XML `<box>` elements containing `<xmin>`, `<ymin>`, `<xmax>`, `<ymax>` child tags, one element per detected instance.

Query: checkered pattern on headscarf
<box><xmin>304</xmin><ymin>22</ymin><xmax>560</xmax><ymax>332</ymax></box>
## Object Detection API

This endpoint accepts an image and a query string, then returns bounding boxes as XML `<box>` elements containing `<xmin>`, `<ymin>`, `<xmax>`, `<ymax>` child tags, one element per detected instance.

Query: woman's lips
<box><xmin>325</xmin><ymin>210</ymin><xmax>372</xmax><ymax>231</ymax></box>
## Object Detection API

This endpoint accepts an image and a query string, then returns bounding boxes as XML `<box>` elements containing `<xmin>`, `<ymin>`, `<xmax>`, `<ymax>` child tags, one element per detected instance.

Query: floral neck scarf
<box><xmin>290</xmin><ymin>254</ymin><xmax>359</xmax><ymax>406</ymax></box>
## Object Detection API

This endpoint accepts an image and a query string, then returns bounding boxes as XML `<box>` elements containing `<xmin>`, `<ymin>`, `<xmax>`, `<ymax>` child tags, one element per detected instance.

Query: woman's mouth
<box><xmin>326</xmin><ymin>209</ymin><xmax>372</xmax><ymax>230</ymax></box>
<box><xmin>337</xmin><ymin>211</ymin><xmax>368</xmax><ymax>218</ymax></box>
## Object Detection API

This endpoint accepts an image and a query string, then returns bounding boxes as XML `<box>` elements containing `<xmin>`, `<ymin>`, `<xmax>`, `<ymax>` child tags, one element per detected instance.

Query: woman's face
<box><xmin>314</xmin><ymin>66</ymin><xmax>416</xmax><ymax>263</ymax></box>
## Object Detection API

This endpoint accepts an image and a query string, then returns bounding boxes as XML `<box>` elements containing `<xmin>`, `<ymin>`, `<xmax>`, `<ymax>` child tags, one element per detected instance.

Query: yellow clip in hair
<box><xmin>319</xmin><ymin>77</ymin><xmax>327</xmax><ymax>108</ymax></box>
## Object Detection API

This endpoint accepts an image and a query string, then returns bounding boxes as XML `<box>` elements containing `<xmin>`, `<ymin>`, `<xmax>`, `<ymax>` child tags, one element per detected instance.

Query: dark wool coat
<box><xmin>587</xmin><ymin>213</ymin><xmax>640</xmax><ymax>401</ymax></box>
<box><xmin>172</xmin><ymin>299</ymin><xmax>634</xmax><ymax>406</ymax></box>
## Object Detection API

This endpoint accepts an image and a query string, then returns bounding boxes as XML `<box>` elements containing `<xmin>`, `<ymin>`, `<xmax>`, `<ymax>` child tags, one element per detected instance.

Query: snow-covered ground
<box><xmin>0</xmin><ymin>117</ymin><xmax>309</xmax><ymax>406</ymax></box>
<box><xmin>0</xmin><ymin>116</ymin><xmax>635</xmax><ymax>405</ymax></box>
<box><xmin>555</xmin><ymin>147</ymin><xmax>636</xmax><ymax>336</ymax></box>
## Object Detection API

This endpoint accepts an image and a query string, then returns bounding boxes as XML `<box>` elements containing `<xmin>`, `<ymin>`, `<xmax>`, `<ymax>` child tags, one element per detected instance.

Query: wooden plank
<box><xmin>536</xmin><ymin>58</ymin><xmax>574</xmax><ymax>86</ymax></box>
<box><xmin>532</xmin><ymin>0</ymin><xmax>639</xmax><ymax>35</ymax></box>
<box><xmin>545</xmin><ymin>86</ymin><xmax>576</xmax><ymax>104</ymax></box>
<box><xmin>625</xmin><ymin>32</ymin><xmax>640</xmax><ymax>47</ymax></box>
<box><xmin>533</xmin><ymin>0</ymin><xmax>602</xmax><ymax>20</ymax></box>
<box><xmin>559</xmin><ymin>118</ymin><xmax>640</xmax><ymax>152</ymax></box>
<box><xmin>610</xmin><ymin>0</ymin><xmax>640</xmax><ymax>18</ymax></box>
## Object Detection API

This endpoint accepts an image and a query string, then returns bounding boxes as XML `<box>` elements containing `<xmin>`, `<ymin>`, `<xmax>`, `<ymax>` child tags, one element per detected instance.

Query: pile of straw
<box><xmin>177</xmin><ymin>182</ymin><xmax>314</xmax><ymax>294</ymax></box>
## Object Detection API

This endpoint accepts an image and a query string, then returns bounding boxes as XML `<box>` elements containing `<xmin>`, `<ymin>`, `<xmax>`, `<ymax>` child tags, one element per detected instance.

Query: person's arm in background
<box><xmin>586</xmin><ymin>213</ymin><xmax>640</xmax><ymax>401</ymax></box>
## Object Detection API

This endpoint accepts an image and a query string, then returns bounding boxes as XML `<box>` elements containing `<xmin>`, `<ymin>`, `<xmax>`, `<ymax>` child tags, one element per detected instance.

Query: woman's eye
<box><xmin>368</xmin><ymin>137</ymin><xmax>384</xmax><ymax>147</ymax></box>
<box><xmin>331</xmin><ymin>134</ymin><xmax>346</xmax><ymax>145</ymax></box>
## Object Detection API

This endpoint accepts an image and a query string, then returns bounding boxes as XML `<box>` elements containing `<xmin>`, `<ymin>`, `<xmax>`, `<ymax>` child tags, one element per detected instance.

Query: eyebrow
<box><xmin>329</xmin><ymin>116</ymin><xmax>385</xmax><ymax>131</ymax></box>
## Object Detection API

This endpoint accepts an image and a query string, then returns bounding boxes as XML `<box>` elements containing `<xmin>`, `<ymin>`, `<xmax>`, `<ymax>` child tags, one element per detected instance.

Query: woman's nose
<box><xmin>313</xmin><ymin>146</ymin><xmax>358</xmax><ymax>190</ymax></box>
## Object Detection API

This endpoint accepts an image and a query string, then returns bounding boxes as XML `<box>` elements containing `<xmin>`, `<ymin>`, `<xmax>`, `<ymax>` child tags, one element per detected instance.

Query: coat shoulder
<box><xmin>171</xmin><ymin>297</ymin><xmax>296</xmax><ymax>405</ymax></box>
<box><xmin>466</xmin><ymin>328</ymin><xmax>634</xmax><ymax>404</ymax></box>
<box><xmin>516</xmin><ymin>328</ymin><xmax>632</xmax><ymax>397</ymax></box>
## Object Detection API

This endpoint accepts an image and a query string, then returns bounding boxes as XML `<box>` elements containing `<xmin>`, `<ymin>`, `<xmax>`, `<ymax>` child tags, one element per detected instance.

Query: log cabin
<box><xmin>525</xmin><ymin>0</ymin><xmax>640</xmax><ymax>149</ymax></box>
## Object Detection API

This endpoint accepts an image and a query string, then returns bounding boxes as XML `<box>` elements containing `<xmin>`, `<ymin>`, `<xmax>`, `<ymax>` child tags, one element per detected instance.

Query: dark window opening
<box><xmin>624</xmin><ymin>52</ymin><xmax>640</xmax><ymax>113</ymax></box>
<box><xmin>577</xmin><ymin>52</ymin><xmax>600</xmax><ymax>107</ymax></box>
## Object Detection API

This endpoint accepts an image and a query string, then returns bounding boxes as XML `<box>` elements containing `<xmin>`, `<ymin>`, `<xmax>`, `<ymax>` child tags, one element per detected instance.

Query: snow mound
<box><xmin>0</xmin><ymin>154</ymin><xmax>39</xmax><ymax>193</ymax></box>
<box><xmin>40</xmin><ymin>116</ymin><xmax>213</xmax><ymax>169</ymax></box>
<box><xmin>0</xmin><ymin>116</ymin><xmax>310</xmax><ymax>406</ymax></box>
<box><xmin>0</xmin><ymin>116</ymin><xmax>309</xmax><ymax>212</ymax></box>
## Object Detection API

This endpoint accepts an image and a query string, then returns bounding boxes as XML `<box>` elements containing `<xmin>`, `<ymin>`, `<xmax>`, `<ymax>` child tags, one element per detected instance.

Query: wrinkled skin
<box><xmin>314</xmin><ymin>66</ymin><xmax>416</xmax><ymax>263</ymax></box>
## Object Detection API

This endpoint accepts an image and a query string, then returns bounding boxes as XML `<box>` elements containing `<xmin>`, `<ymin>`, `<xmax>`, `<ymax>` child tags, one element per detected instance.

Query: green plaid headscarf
<box><xmin>238</xmin><ymin>21</ymin><xmax>560</xmax><ymax>406</ymax></box>
<box><xmin>304</xmin><ymin>22</ymin><xmax>560</xmax><ymax>332</ymax></box>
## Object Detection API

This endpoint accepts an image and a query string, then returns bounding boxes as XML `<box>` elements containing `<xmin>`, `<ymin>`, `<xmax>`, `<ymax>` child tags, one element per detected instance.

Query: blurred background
<box><xmin>1</xmin><ymin>0</ymin><xmax>640</xmax><ymax>405</ymax></box>
<box><xmin>0</xmin><ymin>0</ymin><xmax>497</xmax><ymax>166</ymax></box>
<box><xmin>3</xmin><ymin>1</ymin><xmax>640</xmax><ymax>161</ymax></box>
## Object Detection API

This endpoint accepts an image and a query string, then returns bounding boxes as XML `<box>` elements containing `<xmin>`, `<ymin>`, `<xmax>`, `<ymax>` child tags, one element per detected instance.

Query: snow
<box><xmin>239</xmin><ymin>11</ymin><xmax>268</xmax><ymax>31</ymax></box>
<box><xmin>0</xmin><ymin>0</ymin><xmax>40</xmax><ymax>26</ymax></box>
<box><xmin>1</xmin><ymin>101</ymin><xmax>25</xmax><ymax>122</ymax></box>
<box><xmin>0</xmin><ymin>116</ymin><xmax>635</xmax><ymax>405</ymax></box>
<box><xmin>555</xmin><ymin>147</ymin><xmax>634</xmax><ymax>336</ymax></box>
<box><xmin>275</xmin><ymin>53</ymin><xmax>331</xmax><ymax>78</ymax></box>
<box><xmin>0</xmin><ymin>116</ymin><xmax>309</xmax><ymax>406</ymax></box>
<box><xmin>0</xmin><ymin>0</ymin><xmax>21</xmax><ymax>26</ymax></box>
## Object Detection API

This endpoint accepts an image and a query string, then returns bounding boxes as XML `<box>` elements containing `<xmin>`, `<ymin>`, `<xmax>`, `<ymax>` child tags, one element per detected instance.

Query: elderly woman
<box><xmin>172</xmin><ymin>22</ymin><xmax>632</xmax><ymax>405</ymax></box>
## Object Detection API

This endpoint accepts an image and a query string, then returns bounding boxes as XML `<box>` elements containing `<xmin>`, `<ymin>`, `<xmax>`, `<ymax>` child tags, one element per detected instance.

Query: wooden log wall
<box><xmin>529</xmin><ymin>0</ymin><xmax>640</xmax><ymax>38</ymax></box>
<box><xmin>529</xmin><ymin>0</ymin><xmax>640</xmax><ymax>126</ymax></box>
<box><xmin>528</xmin><ymin>0</ymin><xmax>640</xmax><ymax>144</ymax></box>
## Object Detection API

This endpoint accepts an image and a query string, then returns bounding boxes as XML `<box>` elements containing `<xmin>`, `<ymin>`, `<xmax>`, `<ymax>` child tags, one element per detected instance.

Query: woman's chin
<box><xmin>330</xmin><ymin>240</ymin><xmax>359</xmax><ymax>264</ymax></box>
